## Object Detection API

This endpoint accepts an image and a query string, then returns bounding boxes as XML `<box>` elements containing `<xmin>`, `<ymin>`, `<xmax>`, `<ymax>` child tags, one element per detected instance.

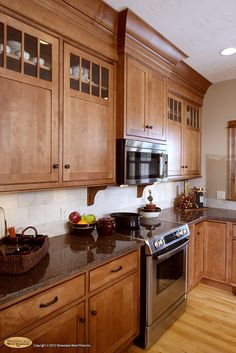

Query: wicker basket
<box><xmin>0</xmin><ymin>227</ymin><xmax>49</xmax><ymax>274</ymax></box>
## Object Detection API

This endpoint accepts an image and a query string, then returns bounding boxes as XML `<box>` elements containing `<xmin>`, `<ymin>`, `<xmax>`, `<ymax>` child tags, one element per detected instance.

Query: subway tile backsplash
<box><xmin>1</xmin><ymin>182</ymin><xmax>184</xmax><ymax>237</ymax></box>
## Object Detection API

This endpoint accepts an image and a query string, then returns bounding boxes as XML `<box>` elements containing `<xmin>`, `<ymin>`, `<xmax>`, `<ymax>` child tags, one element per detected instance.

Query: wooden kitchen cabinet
<box><xmin>203</xmin><ymin>221</ymin><xmax>228</xmax><ymax>283</ymax></box>
<box><xmin>168</xmin><ymin>94</ymin><xmax>201</xmax><ymax>179</ymax></box>
<box><xmin>0</xmin><ymin>13</ymin><xmax>59</xmax><ymax>190</ymax></box>
<box><xmin>6</xmin><ymin>302</ymin><xmax>86</xmax><ymax>353</ymax></box>
<box><xmin>188</xmin><ymin>223</ymin><xmax>203</xmax><ymax>291</ymax></box>
<box><xmin>63</xmin><ymin>43</ymin><xmax>115</xmax><ymax>186</ymax></box>
<box><xmin>126</xmin><ymin>55</ymin><xmax>167</xmax><ymax>142</ymax></box>
<box><xmin>125</xmin><ymin>56</ymin><xmax>167</xmax><ymax>142</ymax></box>
<box><xmin>0</xmin><ymin>250</ymin><xmax>140</xmax><ymax>353</ymax></box>
<box><xmin>89</xmin><ymin>273</ymin><xmax>138</xmax><ymax>353</ymax></box>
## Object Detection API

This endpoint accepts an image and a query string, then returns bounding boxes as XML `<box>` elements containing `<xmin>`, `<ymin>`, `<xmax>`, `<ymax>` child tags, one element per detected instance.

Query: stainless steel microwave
<box><xmin>116</xmin><ymin>139</ymin><xmax>168</xmax><ymax>185</ymax></box>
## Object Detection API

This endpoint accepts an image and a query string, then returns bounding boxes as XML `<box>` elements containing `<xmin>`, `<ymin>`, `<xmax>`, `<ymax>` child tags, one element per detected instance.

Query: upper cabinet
<box><xmin>167</xmin><ymin>62</ymin><xmax>211</xmax><ymax>180</ymax></box>
<box><xmin>126</xmin><ymin>56</ymin><xmax>167</xmax><ymax>142</ymax></box>
<box><xmin>0</xmin><ymin>13</ymin><xmax>59</xmax><ymax>191</ymax></box>
<box><xmin>0</xmin><ymin>2</ymin><xmax>117</xmax><ymax>192</ymax></box>
<box><xmin>117</xmin><ymin>9</ymin><xmax>187</xmax><ymax>144</ymax></box>
<box><xmin>167</xmin><ymin>94</ymin><xmax>201</xmax><ymax>178</ymax></box>
<box><xmin>63</xmin><ymin>43</ymin><xmax>115</xmax><ymax>185</ymax></box>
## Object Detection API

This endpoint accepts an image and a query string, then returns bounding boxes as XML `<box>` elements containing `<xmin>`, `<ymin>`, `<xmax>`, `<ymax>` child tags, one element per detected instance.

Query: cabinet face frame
<box><xmin>0</xmin><ymin>12</ymin><xmax>59</xmax><ymax>187</ymax></box>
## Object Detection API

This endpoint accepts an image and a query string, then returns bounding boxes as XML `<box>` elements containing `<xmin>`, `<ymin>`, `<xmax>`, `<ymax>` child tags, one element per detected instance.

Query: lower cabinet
<box><xmin>188</xmin><ymin>223</ymin><xmax>203</xmax><ymax>291</ymax></box>
<box><xmin>89</xmin><ymin>274</ymin><xmax>138</xmax><ymax>353</ymax></box>
<box><xmin>12</xmin><ymin>303</ymin><xmax>86</xmax><ymax>353</ymax></box>
<box><xmin>231</xmin><ymin>224</ymin><xmax>236</xmax><ymax>290</ymax></box>
<box><xmin>0</xmin><ymin>250</ymin><xmax>140</xmax><ymax>353</ymax></box>
<box><xmin>203</xmin><ymin>221</ymin><xmax>228</xmax><ymax>283</ymax></box>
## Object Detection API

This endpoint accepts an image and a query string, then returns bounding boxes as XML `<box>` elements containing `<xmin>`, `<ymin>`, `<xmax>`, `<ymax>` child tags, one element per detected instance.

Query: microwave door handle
<box><xmin>159</xmin><ymin>154</ymin><xmax>164</xmax><ymax>178</ymax></box>
<box><xmin>155</xmin><ymin>239</ymin><xmax>190</xmax><ymax>262</ymax></box>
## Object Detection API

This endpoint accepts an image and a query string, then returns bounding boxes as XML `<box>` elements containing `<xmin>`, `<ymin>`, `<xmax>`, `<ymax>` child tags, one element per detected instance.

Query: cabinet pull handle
<box><xmin>149</xmin><ymin>125</ymin><xmax>153</xmax><ymax>129</ymax></box>
<box><xmin>111</xmin><ymin>265</ymin><xmax>123</xmax><ymax>273</ymax></box>
<box><xmin>91</xmin><ymin>310</ymin><xmax>97</xmax><ymax>316</ymax></box>
<box><xmin>53</xmin><ymin>164</ymin><xmax>59</xmax><ymax>169</ymax></box>
<box><xmin>79</xmin><ymin>317</ymin><xmax>86</xmax><ymax>324</ymax></box>
<box><xmin>39</xmin><ymin>296</ymin><xmax>58</xmax><ymax>308</ymax></box>
<box><xmin>64</xmin><ymin>164</ymin><xmax>70</xmax><ymax>169</ymax></box>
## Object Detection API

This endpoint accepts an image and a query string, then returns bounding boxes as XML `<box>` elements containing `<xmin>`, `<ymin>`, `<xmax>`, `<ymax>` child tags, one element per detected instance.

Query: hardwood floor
<box><xmin>127</xmin><ymin>283</ymin><xmax>236</xmax><ymax>353</ymax></box>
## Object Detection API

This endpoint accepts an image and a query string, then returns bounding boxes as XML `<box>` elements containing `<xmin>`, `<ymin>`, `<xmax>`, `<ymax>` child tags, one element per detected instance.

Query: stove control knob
<box><xmin>154</xmin><ymin>240</ymin><xmax>159</xmax><ymax>249</ymax></box>
<box><xmin>183</xmin><ymin>228</ymin><xmax>187</xmax><ymax>234</ymax></box>
<box><xmin>176</xmin><ymin>231</ymin><xmax>180</xmax><ymax>238</ymax></box>
<box><xmin>159</xmin><ymin>239</ymin><xmax>165</xmax><ymax>246</ymax></box>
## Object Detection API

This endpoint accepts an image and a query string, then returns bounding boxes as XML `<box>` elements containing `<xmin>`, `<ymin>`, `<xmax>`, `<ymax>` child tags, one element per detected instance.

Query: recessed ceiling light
<box><xmin>220</xmin><ymin>47</ymin><xmax>236</xmax><ymax>56</ymax></box>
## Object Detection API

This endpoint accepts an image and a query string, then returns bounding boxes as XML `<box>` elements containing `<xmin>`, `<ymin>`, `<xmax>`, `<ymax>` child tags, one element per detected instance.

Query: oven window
<box><xmin>126</xmin><ymin>151</ymin><xmax>160</xmax><ymax>180</ymax></box>
<box><xmin>156</xmin><ymin>250</ymin><xmax>184</xmax><ymax>294</ymax></box>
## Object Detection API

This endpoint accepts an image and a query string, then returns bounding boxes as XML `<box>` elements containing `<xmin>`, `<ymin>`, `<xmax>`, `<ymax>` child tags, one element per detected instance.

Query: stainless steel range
<box><xmin>118</xmin><ymin>218</ymin><xmax>190</xmax><ymax>349</ymax></box>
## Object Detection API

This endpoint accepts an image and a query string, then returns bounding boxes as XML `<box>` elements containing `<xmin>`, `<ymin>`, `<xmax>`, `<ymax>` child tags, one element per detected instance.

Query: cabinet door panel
<box><xmin>148</xmin><ymin>70</ymin><xmax>167</xmax><ymax>142</ymax></box>
<box><xmin>126</xmin><ymin>57</ymin><xmax>148</xmax><ymax>138</ymax></box>
<box><xmin>0</xmin><ymin>77</ymin><xmax>58</xmax><ymax>184</ymax></box>
<box><xmin>188</xmin><ymin>224</ymin><xmax>195</xmax><ymax>291</ymax></box>
<box><xmin>195</xmin><ymin>222</ymin><xmax>204</xmax><ymax>283</ymax></box>
<box><xmin>89</xmin><ymin>274</ymin><xmax>138</xmax><ymax>353</ymax></box>
<box><xmin>63</xmin><ymin>97</ymin><xmax>114</xmax><ymax>182</ymax></box>
<box><xmin>184</xmin><ymin>127</ymin><xmax>200</xmax><ymax>176</ymax></box>
<box><xmin>63</xmin><ymin>43</ymin><xmax>115</xmax><ymax>184</ymax></box>
<box><xmin>2</xmin><ymin>303</ymin><xmax>86</xmax><ymax>353</ymax></box>
<box><xmin>168</xmin><ymin>120</ymin><xmax>183</xmax><ymax>177</ymax></box>
<box><xmin>203</xmin><ymin>222</ymin><xmax>227</xmax><ymax>282</ymax></box>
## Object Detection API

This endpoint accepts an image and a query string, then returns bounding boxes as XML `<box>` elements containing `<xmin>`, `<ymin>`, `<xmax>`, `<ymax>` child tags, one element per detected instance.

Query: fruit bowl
<box><xmin>69</xmin><ymin>221</ymin><xmax>96</xmax><ymax>235</ymax></box>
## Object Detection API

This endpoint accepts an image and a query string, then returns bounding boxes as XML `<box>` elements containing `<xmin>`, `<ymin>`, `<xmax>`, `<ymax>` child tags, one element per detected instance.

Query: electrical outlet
<box><xmin>216</xmin><ymin>191</ymin><xmax>226</xmax><ymax>200</ymax></box>
<box><xmin>60</xmin><ymin>208</ymin><xmax>68</xmax><ymax>221</ymax></box>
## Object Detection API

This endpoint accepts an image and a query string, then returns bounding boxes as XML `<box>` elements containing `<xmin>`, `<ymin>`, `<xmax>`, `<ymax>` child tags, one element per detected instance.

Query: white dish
<box><xmin>31</xmin><ymin>57</ymin><xmax>45</xmax><ymax>66</ymax></box>
<box><xmin>7</xmin><ymin>40</ymin><xmax>21</xmax><ymax>52</ymax></box>
<box><xmin>140</xmin><ymin>209</ymin><xmax>161</xmax><ymax>218</ymax></box>
<box><xmin>71</xmin><ymin>65</ymin><xmax>79</xmax><ymax>76</ymax></box>
<box><xmin>15</xmin><ymin>50</ymin><xmax>30</xmax><ymax>61</ymax></box>
<box><xmin>0</xmin><ymin>44</ymin><xmax>11</xmax><ymax>54</ymax></box>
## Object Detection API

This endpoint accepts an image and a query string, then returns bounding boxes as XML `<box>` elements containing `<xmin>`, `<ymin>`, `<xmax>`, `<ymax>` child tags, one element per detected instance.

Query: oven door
<box><xmin>146</xmin><ymin>239</ymin><xmax>189</xmax><ymax>326</ymax></box>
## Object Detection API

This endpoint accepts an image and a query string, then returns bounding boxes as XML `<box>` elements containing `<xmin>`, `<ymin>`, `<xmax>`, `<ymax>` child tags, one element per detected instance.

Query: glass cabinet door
<box><xmin>0</xmin><ymin>16</ymin><xmax>52</xmax><ymax>82</ymax></box>
<box><xmin>69</xmin><ymin>50</ymin><xmax>110</xmax><ymax>101</ymax></box>
<box><xmin>186</xmin><ymin>104</ymin><xmax>200</xmax><ymax>129</ymax></box>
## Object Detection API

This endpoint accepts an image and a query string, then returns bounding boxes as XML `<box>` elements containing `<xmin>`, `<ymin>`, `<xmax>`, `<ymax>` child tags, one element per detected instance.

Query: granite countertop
<box><xmin>159</xmin><ymin>207</ymin><xmax>236</xmax><ymax>225</ymax></box>
<box><xmin>0</xmin><ymin>232</ymin><xmax>142</xmax><ymax>307</ymax></box>
<box><xmin>1</xmin><ymin>206</ymin><xmax>236</xmax><ymax>308</ymax></box>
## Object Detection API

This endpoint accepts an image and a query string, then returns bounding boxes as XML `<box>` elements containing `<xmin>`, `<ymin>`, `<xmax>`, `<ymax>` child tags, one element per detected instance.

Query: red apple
<box><xmin>69</xmin><ymin>211</ymin><xmax>81</xmax><ymax>224</ymax></box>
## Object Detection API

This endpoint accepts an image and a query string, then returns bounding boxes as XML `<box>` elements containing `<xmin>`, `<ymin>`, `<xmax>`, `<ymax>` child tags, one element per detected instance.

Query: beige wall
<box><xmin>192</xmin><ymin>79</ymin><xmax>236</xmax><ymax>208</ymax></box>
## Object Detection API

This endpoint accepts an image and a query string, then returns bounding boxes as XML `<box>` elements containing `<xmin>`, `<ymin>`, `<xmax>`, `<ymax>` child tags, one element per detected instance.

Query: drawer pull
<box><xmin>79</xmin><ymin>317</ymin><xmax>85</xmax><ymax>324</ymax></box>
<box><xmin>111</xmin><ymin>265</ymin><xmax>123</xmax><ymax>273</ymax></box>
<box><xmin>39</xmin><ymin>296</ymin><xmax>58</xmax><ymax>308</ymax></box>
<box><xmin>91</xmin><ymin>310</ymin><xmax>97</xmax><ymax>316</ymax></box>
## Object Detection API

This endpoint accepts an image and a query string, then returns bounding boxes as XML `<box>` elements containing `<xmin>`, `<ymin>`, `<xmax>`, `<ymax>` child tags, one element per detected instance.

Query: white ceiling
<box><xmin>104</xmin><ymin>0</ymin><xmax>236</xmax><ymax>83</ymax></box>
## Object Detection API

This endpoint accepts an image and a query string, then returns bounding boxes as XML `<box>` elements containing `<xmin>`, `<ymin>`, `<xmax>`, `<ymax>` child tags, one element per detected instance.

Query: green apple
<box><xmin>85</xmin><ymin>214</ymin><xmax>96</xmax><ymax>224</ymax></box>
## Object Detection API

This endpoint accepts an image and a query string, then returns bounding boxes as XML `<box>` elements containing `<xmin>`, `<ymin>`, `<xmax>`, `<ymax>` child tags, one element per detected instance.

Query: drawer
<box><xmin>0</xmin><ymin>274</ymin><xmax>85</xmax><ymax>340</ymax></box>
<box><xmin>89</xmin><ymin>251</ymin><xmax>138</xmax><ymax>292</ymax></box>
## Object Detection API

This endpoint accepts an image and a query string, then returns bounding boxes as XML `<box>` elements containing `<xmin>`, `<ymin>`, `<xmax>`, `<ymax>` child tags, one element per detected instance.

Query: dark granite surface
<box><xmin>1</xmin><ymin>206</ymin><xmax>236</xmax><ymax>307</ymax></box>
<box><xmin>0</xmin><ymin>232</ymin><xmax>142</xmax><ymax>307</ymax></box>
<box><xmin>159</xmin><ymin>207</ymin><xmax>236</xmax><ymax>225</ymax></box>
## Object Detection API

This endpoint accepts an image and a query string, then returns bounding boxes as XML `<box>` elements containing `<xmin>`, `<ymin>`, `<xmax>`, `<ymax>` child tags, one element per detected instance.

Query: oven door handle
<box><xmin>155</xmin><ymin>239</ymin><xmax>190</xmax><ymax>262</ymax></box>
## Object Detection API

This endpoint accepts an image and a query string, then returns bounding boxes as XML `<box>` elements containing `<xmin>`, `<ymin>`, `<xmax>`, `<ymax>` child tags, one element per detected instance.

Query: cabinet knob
<box><xmin>79</xmin><ymin>317</ymin><xmax>85</xmax><ymax>324</ymax></box>
<box><xmin>149</xmin><ymin>125</ymin><xmax>153</xmax><ymax>129</ymax></box>
<box><xmin>185</xmin><ymin>166</ymin><xmax>188</xmax><ymax>168</ymax></box>
<box><xmin>64</xmin><ymin>164</ymin><xmax>70</xmax><ymax>169</ymax></box>
<box><xmin>145</xmin><ymin>125</ymin><xmax>149</xmax><ymax>129</ymax></box>
<box><xmin>91</xmin><ymin>310</ymin><xmax>97</xmax><ymax>316</ymax></box>
<box><xmin>53</xmin><ymin>164</ymin><xmax>59</xmax><ymax>169</ymax></box>
<box><xmin>181</xmin><ymin>166</ymin><xmax>185</xmax><ymax>169</ymax></box>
